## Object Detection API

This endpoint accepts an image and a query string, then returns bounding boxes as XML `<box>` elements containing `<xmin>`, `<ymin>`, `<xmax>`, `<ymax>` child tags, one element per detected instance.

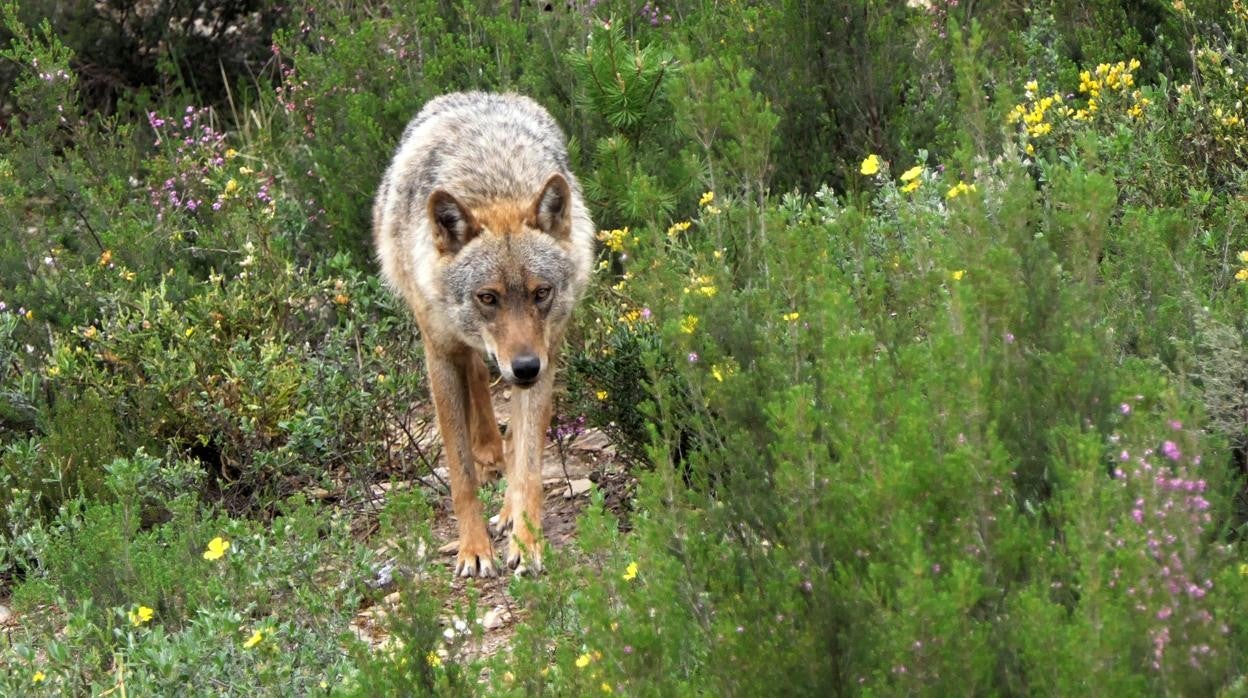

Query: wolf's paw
<box><xmin>488</xmin><ymin>503</ymin><xmax>514</xmax><ymax>539</ymax></box>
<box><xmin>453</xmin><ymin>531</ymin><xmax>498</xmax><ymax>578</ymax></box>
<box><xmin>505</xmin><ymin>531</ymin><xmax>543</xmax><ymax>576</ymax></box>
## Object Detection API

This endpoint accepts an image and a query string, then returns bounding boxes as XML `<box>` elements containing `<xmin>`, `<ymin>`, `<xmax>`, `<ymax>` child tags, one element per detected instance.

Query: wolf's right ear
<box><xmin>428</xmin><ymin>190</ymin><xmax>481</xmax><ymax>255</ymax></box>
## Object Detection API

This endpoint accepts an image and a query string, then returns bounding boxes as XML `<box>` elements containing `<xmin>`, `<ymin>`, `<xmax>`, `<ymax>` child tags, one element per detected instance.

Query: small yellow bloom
<box><xmin>946</xmin><ymin>181</ymin><xmax>976</xmax><ymax>200</ymax></box>
<box><xmin>699</xmin><ymin>191</ymin><xmax>715</xmax><ymax>207</ymax></box>
<box><xmin>243</xmin><ymin>629</ymin><xmax>264</xmax><ymax>649</ymax></box>
<box><xmin>667</xmin><ymin>220</ymin><xmax>692</xmax><ymax>238</ymax></box>
<box><xmin>333</xmin><ymin>293</ymin><xmax>350</xmax><ymax>306</ymax></box>
<box><xmin>950</xmin><ymin>269</ymin><xmax>966</xmax><ymax>281</ymax></box>
<box><xmin>426</xmin><ymin>651</ymin><xmax>442</xmax><ymax>667</ymax></box>
<box><xmin>860</xmin><ymin>154</ymin><xmax>880</xmax><ymax>176</ymax></box>
<box><xmin>901</xmin><ymin>179</ymin><xmax>921</xmax><ymax>194</ymax></box>
<box><xmin>1236</xmin><ymin>268</ymin><xmax>1248</xmax><ymax>282</ymax></box>
<box><xmin>225</xmin><ymin>148</ymin><xmax>239</xmax><ymax>160</ymax></box>
<box><xmin>711</xmin><ymin>365</ymin><xmax>725</xmax><ymax>382</ymax></box>
<box><xmin>184</xmin><ymin>327</ymin><xmax>195</xmax><ymax>338</ymax></box>
<box><xmin>680</xmin><ymin>315</ymin><xmax>699</xmax><ymax>334</ymax></box>
<box><xmin>32</xmin><ymin>671</ymin><xmax>46</xmax><ymax>684</ymax></box>
<box><xmin>82</xmin><ymin>326</ymin><xmax>98</xmax><ymax>340</ymax></box>
<box><xmin>1237</xmin><ymin>251</ymin><xmax>1248</xmax><ymax>264</ymax></box>
<box><xmin>24</xmin><ymin>310</ymin><xmax>34</xmax><ymax>320</ymax></box>
<box><xmin>782</xmin><ymin>312</ymin><xmax>800</xmax><ymax>322</ymax></box>
<box><xmin>623</xmin><ymin>561</ymin><xmax>638</xmax><ymax>581</ymax></box>
<box><xmin>129</xmin><ymin>605</ymin><xmax>154</xmax><ymax>627</ymax></box>
<box><xmin>899</xmin><ymin>165</ymin><xmax>923</xmax><ymax>182</ymax></box>
<box><xmin>224</xmin><ymin>178</ymin><xmax>239</xmax><ymax>195</ymax></box>
<box><xmin>1239</xmin><ymin>562</ymin><xmax>1248</xmax><ymax>576</ymax></box>
<box><xmin>98</xmin><ymin>249</ymin><xmax>113</xmax><ymax>266</ymax></box>
<box><xmin>595</xmin><ymin>390</ymin><xmax>609</xmax><ymax>401</ymax></box>
<box><xmin>1024</xmin><ymin>79</ymin><xmax>1039</xmax><ymax>94</ymax></box>
<box><xmin>576</xmin><ymin>653</ymin><xmax>592</xmax><ymax>668</ymax></box>
<box><xmin>601</xmin><ymin>682</ymin><xmax>614</xmax><ymax>693</ymax></box>
<box><xmin>203</xmin><ymin>536</ymin><xmax>230</xmax><ymax>561</ymax></box>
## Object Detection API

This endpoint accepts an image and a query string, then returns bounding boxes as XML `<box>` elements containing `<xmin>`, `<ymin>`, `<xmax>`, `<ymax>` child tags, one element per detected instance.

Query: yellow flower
<box><xmin>950</xmin><ymin>269</ymin><xmax>966</xmax><ymax>281</ymax></box>
<box><xmin>243</xmin><ymin>629</ymin><xmax>264</xmax><ymax>649</ymax></box>
<box><xmin>1237</xmin><ymin>251</ymin><xmax>1248</xmax><ymax>264</ymax></box>
<box><xmin>203</xmin><ymin>536</ymin><xmax>230</xmax><ymax>561</ymax></box>
<box><xmin>667</xmin><ymin>220</ymin><xmax>692</xmax><ymax>238</ymax></box>
<box><xmin>595</xmin><ymin>390</ymin><xmax>609</xmax><ymax>401</ymax></box>
<box><xmin>1236</xmin><ymin>268</ymin><xmax>1248</xmax><ymax>282</ymax></box>
<box><xmin>426</xmin><ymin>651</ymin><xmax>442</xmax><ymax>668</ymax></box>
<box><xmin>82</xmin><ymin>326</ymin><xmax>98</xmax><ymax>340</ymax></box>
<box><xmin>623</xmin><ymin>561</ymin><xmax>638</xmax><ymax>581</ymax></box>
<box><xmin>1024</xmin><ymin>79</ymin><xmax>1039</xmax><ymax>94</ymax></box>
<box><xmin>596</xmin><ymin>228</ymin><xmax>630</xmax><ymax>253</ymax></box>
<box><xmin>601</xmin><ymin>682</ymin><xmax>614</xmax><ymax>693</ymax></box>
<box><xmin>576</xmin><ymin>653</ymin><xmax>592</xmax><ymax>668</ymax></box>
<box><xmin>860</xmin><ymin>154</ymin><xmax>881</xmax><ymax>176</ymax></box>
<box><xmin>711</xmin><ymin>365</ymin><xmax>725</xmax><ymax>382</ymax></box>
<box><xmin>1239</xmin><ymin>562</ymin><xmax>1248</xmax><ymax>576</ymax></box>
<box><xmin>224</xmin><ymin>178</ymin><xmax>239</xmax><ymax>195</ymax></box>
<box><xmin>899</xmin><ymin>165</ymin><xmax>923</xmax><ymax>182</ymax></box>
<box><xmin>98</xmin><ymin>249</ymin><xmax>113</xmax><ymax>266</ymax></box>
<box><xmin>782</xmin><ymin>312</ymin><xmax>800</xmax><ymax>322</ymax></box>
<box><xmin>680</xmin><ymin>315</ymin><xmax>699</xmax><ymax>334</ymax></box>
<box><xmin>901</xmin><ymin>179</ymin><xmax>921</xmax><ymax>194</ymax></box>
<box><xmin>946</xmin><ymin>181</ymin><xmax>976</xmax><ymax>200</ymax></box>
<box><xmin>184</xmin><ymin>327</ymin><xmax>195</xmax><ymax>338</ymax></box>
<box><xmin>24</xmin><ymin>310</ymin><xmax>34</xmax><ymax>320</ymax></box>
<box><xmin>699</xmin><ymin>191</ymin><xmax>715</xmax><ymax>207</ymax></box>
<box><xmin>333</xmin><ymin>293</ymin><xmax>350</xmax><ymax>306</ymax></box>
<box><xmin>225</xmin><ymin>148</ymin><xmax>239</xmax><ymax>160</ymax></box>
<box><xmin>32</xmin><ymin>671</ymin><xmax>46</xmax><ymax>684</ymax></box>
<box><xmin>129</xmin><ymin>605</ymin><xmax>154</xmax><ymax>627</ymax></box>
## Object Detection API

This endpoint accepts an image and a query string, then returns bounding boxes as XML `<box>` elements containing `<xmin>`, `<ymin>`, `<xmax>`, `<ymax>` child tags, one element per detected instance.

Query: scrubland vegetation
<box><xmin>3</xmin><ymin>0</ymin><xmax>1248</xmax><ymax>694</ymax></box>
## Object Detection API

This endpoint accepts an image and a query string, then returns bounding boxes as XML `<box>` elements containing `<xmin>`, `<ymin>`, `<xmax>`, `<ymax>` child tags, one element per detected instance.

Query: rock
<box><xmin>563</xmin><ymin>478</ymin><xmax>593</xmax><ymax>499</ymax></box>
<box><xmin>482</xmin><ymin>606</ymin><xmax>512</xmax><ymax>630</ymax></box>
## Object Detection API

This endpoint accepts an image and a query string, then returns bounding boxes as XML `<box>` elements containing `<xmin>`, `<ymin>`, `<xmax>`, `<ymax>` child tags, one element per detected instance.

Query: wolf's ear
<box><xmin>428</xmin><ymin>190</ymin><xmax>481</xmax><ymax>255</ymax></box>
<box><xmin>528</xmin><ymin>173</ymin><xmax>572</xmax><ymax>239</ymax></box>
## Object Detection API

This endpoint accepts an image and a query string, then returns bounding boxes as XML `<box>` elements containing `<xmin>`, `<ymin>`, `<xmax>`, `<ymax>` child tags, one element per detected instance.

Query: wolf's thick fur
<box><xmin>373</xmin><ymin>92</ymin><xmax>595</xmax><ymax>577</ymax></box>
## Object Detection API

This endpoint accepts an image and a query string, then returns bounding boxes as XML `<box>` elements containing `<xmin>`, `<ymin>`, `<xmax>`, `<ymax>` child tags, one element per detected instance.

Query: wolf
<box><xmin>373</xmin><ymin>92</ymin><xmax>595</xmax><ymax>577</ymax></box>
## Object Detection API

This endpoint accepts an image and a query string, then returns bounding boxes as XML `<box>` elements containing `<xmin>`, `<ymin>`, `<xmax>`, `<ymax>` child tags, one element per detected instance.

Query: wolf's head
<box><xmin>431</xmin><ymin>174</ymin><xmax>579</xmax><ymax>387</ymax></box>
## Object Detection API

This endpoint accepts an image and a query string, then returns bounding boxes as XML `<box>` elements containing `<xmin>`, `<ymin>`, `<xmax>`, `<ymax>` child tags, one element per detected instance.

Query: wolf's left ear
<box><xmin>529</xmin><ymin>173</ymin><xmax>572</xmax><ymax>239</ymax></box>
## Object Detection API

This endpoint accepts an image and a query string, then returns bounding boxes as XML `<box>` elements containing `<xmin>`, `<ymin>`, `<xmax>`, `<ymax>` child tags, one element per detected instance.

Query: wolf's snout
<box><xmin>511</xmin><ymin>355</ymin><xmax>541</xmax><ymax>384</ymax></box>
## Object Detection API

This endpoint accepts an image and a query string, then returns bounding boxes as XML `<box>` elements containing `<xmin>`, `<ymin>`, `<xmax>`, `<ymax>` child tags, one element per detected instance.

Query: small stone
<box><xmin>564</xmin><ymin>478</ymin><xmax>593</xmax><ymax>498</ymax></box>
<box><xmin>482</xmin><ymin>606</ymin><xmax>512</xmax><ymax>630</ymax></box>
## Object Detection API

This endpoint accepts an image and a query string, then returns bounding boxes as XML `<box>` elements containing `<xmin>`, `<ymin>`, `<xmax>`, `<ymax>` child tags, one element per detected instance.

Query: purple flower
<box><xmin>688</xmin><ymin>352</ymin><xmax>699</xmax><ymax>363</ymax></box>
<box><xmin>1161</xmin><ymin>440</ymin><xmax>1181</xmax><ymax>462</ymax></box>
<box><xmin>1120</xmin><ymin>403</ymin><xmax>1131</xmax><ymax>415</ymax></box>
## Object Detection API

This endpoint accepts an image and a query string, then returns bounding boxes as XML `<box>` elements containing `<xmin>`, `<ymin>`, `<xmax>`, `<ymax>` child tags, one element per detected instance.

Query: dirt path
<box><xmin>349</xmin><ymin>384</ymin><xmax>634</xmax><ymax>665</ymax></box>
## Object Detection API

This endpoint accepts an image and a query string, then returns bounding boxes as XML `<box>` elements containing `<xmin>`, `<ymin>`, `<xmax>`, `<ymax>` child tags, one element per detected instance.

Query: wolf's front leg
<box><xmin>428</xmin><ymin>350</ymin><xmax>498</xmax><ymax>578</ymax></box>
<box><xmin>501</xmin><ymin>368</ymin><xmax>554</xmax><ymax>574</ymax></box>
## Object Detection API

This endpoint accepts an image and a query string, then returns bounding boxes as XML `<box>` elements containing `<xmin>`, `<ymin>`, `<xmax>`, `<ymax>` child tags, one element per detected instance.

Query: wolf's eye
<box><xmin>477</xmin><ymin>291</ymin><xmax>498</xmax><ymax>306</ymax></box>
<box><xmin>534</xmin><ymin>286</ymin><xmax>552</xmax><ymax>303</ymax></box>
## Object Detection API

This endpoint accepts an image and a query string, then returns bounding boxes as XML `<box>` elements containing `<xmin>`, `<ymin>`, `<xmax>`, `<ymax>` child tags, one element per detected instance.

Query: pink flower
<box><xmin>1161</xmin><ymin>441</ymin><xmax>1181</xmax><ymax>462</ymax></box>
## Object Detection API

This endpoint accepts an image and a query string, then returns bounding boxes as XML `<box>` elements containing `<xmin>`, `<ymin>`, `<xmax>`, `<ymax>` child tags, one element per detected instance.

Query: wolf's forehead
<box><xmin>448</xmin><ymin>234</ymin><xmax>572</xmax><ymax>288</ymax></box>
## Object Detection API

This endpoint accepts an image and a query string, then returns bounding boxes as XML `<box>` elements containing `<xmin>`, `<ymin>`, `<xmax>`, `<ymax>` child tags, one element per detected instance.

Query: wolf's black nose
<box><xmin>512</xmin><ymin>355</ymin><xmax>541</xmax><ymax>383</ymax></box>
